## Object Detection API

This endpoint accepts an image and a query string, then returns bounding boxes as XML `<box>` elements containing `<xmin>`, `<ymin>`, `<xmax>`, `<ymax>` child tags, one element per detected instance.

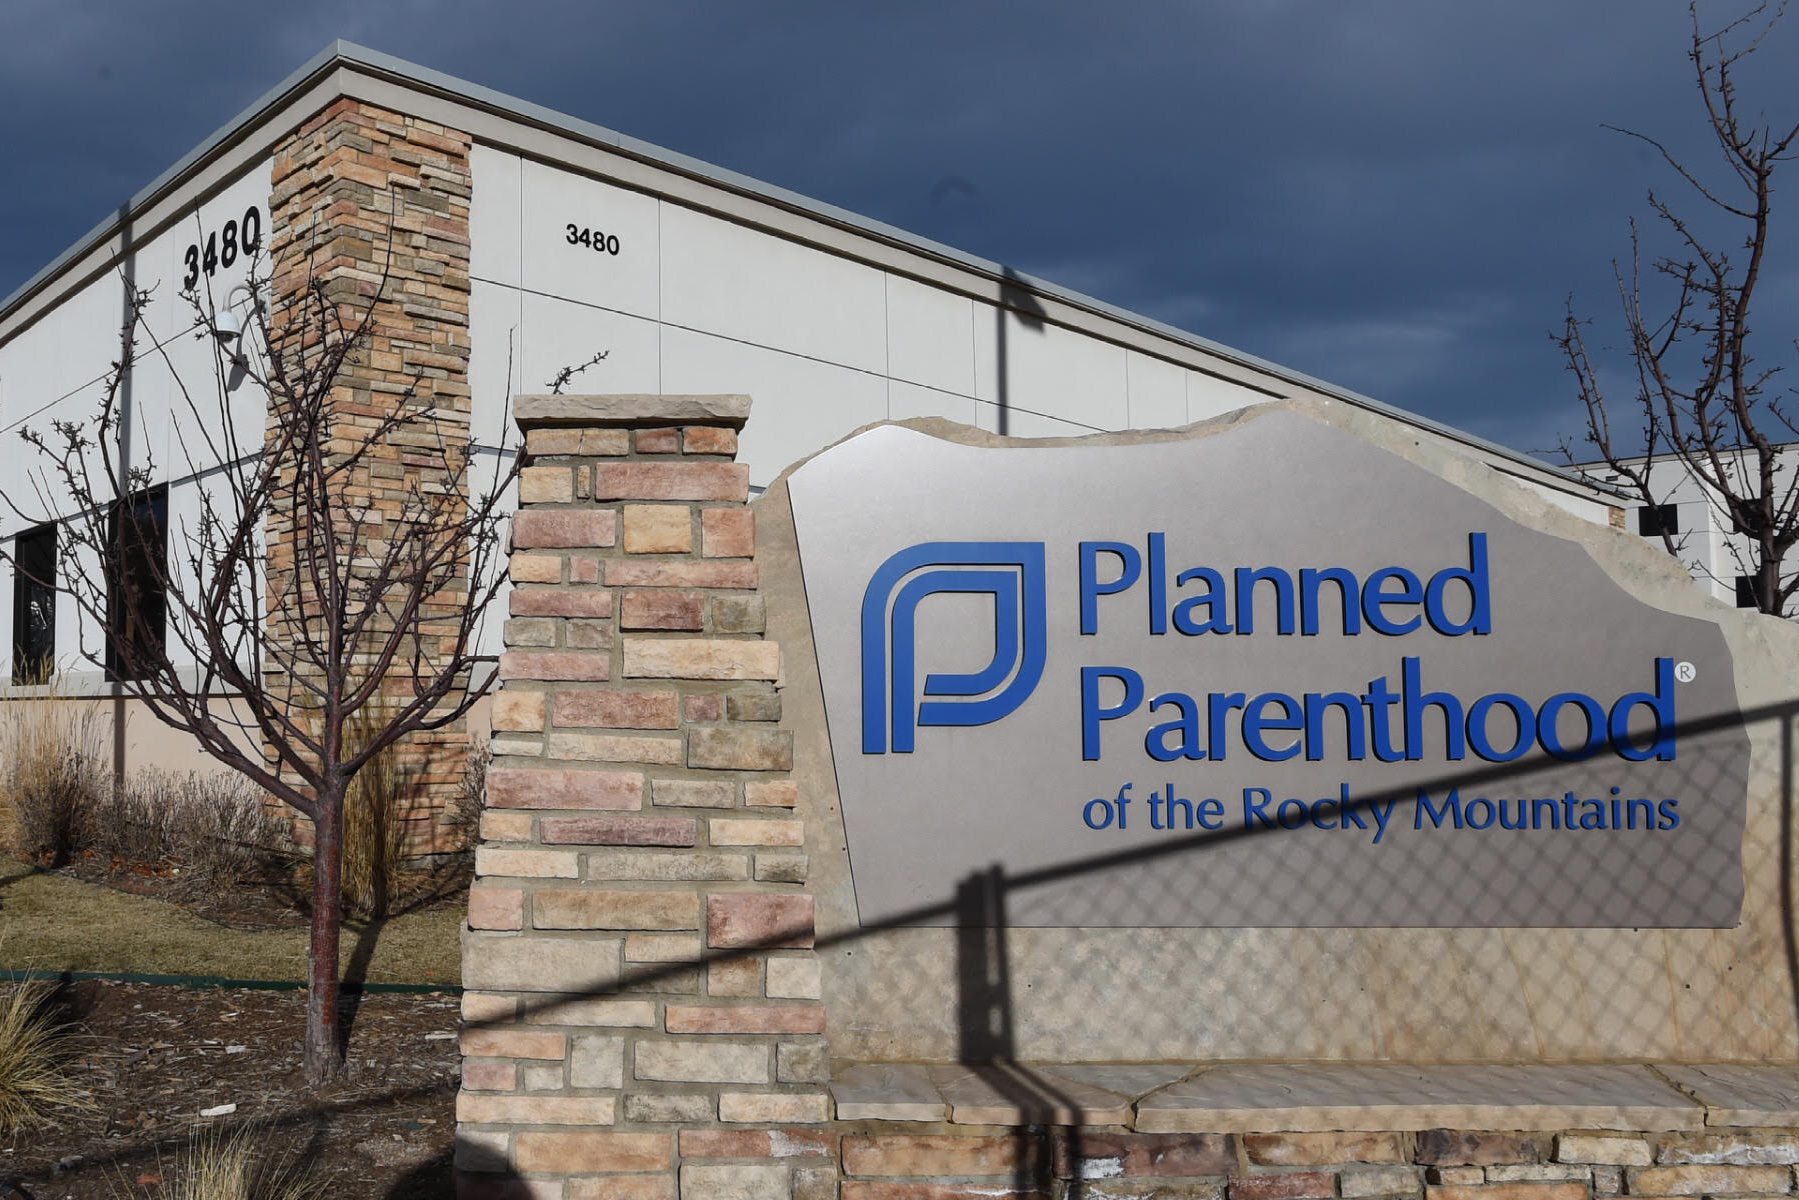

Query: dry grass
<box><xmin>341</xmin><ymin>706</ymin><xmax>416</xmax><ymax>919</ymax></box>
<box><xmin>114</xmin><ymin>1126</ymin><xmax>325</xmax><ymax>1200</ymax></box>
<box><xmin>0</xmin><ymin>858</ymin><xmax>461</xmax><ymax>983</ymax></box>
<box><xmin>0</xmin><ymin>674</ymin><xmax>107</xmax><ymax>866</ymax></box>
<box><xmin>0</xmin><ymin>980</ymin><xmax>88</xmax><ymax>1132</ymax></box>
<box><xmin>88</xmin><ymin>769</ymin><xmax>293</xmax><ymax>895</ymax></box>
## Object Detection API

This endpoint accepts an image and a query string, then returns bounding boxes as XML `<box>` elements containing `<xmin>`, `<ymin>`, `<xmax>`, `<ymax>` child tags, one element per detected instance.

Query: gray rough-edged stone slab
<box><xmin>1135</xmin><ymin>1064</ymin><xmax>1703</xmax><ymax>1133</ymax></box>
<box><xmin>1658</xmin><ymin>1064</ymin><xmax>1799</xmax><ymax>1127</ymax></box>
<box><xmin>515</xmin><ymin>393</ymin><xmax>751</xmax><ymax>428</ymax></box>
<box><xmin>830</xmin><ymin>1063</ymin><xmax>946</xmax><ymax>1121</ymax></box>
<box><xmin>930</xmin><ymin>1063</ymin><xmax>1135</xmax><ymax>1125</ymax></box>
<box><xmin>1042</xmin><ymin>1063</ymin><xmax>1197</xmax><ymax>1100</ymax></box>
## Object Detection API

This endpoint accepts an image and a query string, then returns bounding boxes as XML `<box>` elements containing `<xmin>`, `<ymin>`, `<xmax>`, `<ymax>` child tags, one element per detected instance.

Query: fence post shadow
<box><xmin>994</xmin><ymin>267</ymin><xmax>1046</xmax><ymax>438</ymax></box>
<box><xmin>956</xmin><ymin>862</ymin><xmax>1084</xmax><ymax>1198</ymax></box>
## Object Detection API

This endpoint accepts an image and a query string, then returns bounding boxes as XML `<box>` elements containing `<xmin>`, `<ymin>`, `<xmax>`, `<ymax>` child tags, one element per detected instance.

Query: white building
<box><xmin>1576</xmin><ymin>447</ymin><xmax>1799</xmax><ymax>615</ymax></box>
<box><xmin>0</xmin><ymin>42</ymin><xmax>1625</xmax><ymax>793</ymax></box>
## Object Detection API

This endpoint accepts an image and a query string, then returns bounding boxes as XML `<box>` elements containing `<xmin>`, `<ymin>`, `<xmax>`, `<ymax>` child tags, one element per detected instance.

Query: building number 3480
<box><xmin>182</xmin><ymin>207</ymin><xmax>264</xmax><ymax>290</ymax></box>
<box><xmin>565</xmin><ymin>224</ymin><xmax>620</xmax><ymax>255</ymax></box>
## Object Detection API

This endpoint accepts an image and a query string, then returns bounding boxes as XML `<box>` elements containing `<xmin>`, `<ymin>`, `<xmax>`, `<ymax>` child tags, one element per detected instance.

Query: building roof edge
<box><xmin>0</xmin><ymin>39</ymin><xmax>1616</xmax><ymax>501</ymax></box>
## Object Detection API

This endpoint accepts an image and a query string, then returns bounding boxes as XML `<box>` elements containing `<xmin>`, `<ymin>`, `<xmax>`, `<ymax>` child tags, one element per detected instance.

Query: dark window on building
<box><xmin>1638</xmin><ymin>504</ymin><xmax>1680</xmax><ymax>537</ymax></box>
<box><xmin>106</xmin><ymin>486</ymin><xmax>168</xmax><ymax>681</ymax></box>
<box><xmin>1736</xmin><ymin>574</ymin><xmax>1764</xmax><ymax>610</ymax></box>
<box><xmin>11</xmin><ymin>523</ymin><xmax>56</xmax><ymax>684</ymax></box>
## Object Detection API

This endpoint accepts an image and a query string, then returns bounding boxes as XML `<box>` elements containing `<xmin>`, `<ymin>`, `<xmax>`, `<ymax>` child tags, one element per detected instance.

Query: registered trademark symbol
<box><xmin>1674</xmin><ymin>661</ymin><xmax>1698</xmax><ymax>683</ymax></box>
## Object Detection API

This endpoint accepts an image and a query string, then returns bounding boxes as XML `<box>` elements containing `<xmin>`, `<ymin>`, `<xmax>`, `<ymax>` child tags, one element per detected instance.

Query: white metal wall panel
<box><xmin>885</xmin><ymin>273</ymin><xmax>974</xmax><ymax>397</ymax></box>
<box><xmin>973</xmin><ymin>399</ymin><xmax>1101</xmax><ymax>439</ymax></box>
<box><xmin>470</xmin><ymin>145</ymin><xmax>523</xmax><ymax>289</ymax></box>
<box><xmin>519</xmin><ymin>291</ymin><xmax>661</xmax><ymax>403</ymax></box>
<box><xmin>659</xmin><ymin>203</ymin><xmax>886</xmax><ymax>373</ymax></box>
<box><xmin>1188</xmin><ymin>368</ymin><xmax>1260</xmax><ymax>423</ymax></box>
<box><xmin>0</xmin><ymin>313</ymin><xmax>58</xmax><ymax>458</ymax></box>
<box><xmin>973</xmin><ymin>303</ymin><xmax>1128</xmax><ymax>430</ymax></box>
<box><xmin>1126</xmin><ymin>349</ymin><xmax>1186</xmax><ymax>429</ymax></box>
<box><xmin>888</xmin><ymin>378</ymin><xmax>978</xmax><ymax>427</ymax></box>
<box><xmin>521</xmin><ymin>158</ymin><xmax>660</xmax><ymax>320</ymax></box>
<box><xmin>136</xmin><ymin>163</ymin><xmax>271</xmax><ymax>480</ymax></box>
<box><xmin>470</xmin><ymin>279</ymin><xmax>524</xmax><ymax>446</ymax></box>
<box><xmin>39</xmin><ymin>279</ymin><xmax>120</xmax><ymax>414</ymax></box>
<box><xmin>659</xmin><ymin>325</ymin><xmax>885</xmax><ymax>487</ymax></box>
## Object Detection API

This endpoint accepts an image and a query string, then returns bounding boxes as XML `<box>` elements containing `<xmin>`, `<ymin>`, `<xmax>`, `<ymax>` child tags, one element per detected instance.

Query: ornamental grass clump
<box><xmin>340</xmin><ymin>704</ymin><xmax>415</xmax><ymax>920</ymax></box>
<box><xmin>0</xmin><ymin>672</ymin><xmax>106</xmax><ymax>866</ymax></box>
<box><xmin>114</xmin><ymin>1127</ymin><xmax>324</xmax><ymax>1200</ymax></box>
<box><xmin>0</xmin><ymin>981</ymin><xmax>87</xmax><ymax>1131</ymax></box>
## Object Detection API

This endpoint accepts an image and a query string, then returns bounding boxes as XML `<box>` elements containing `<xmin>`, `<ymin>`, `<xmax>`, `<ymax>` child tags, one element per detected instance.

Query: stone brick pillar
<box><xmin>458</xmin><ymin>394</ymin><xmax>833</xmax><ymax>1200</ymax></box>
<box><xmin>268</xmin><ymin>98</ymin><xmax>475</xmax><ymax>857</ymax></box>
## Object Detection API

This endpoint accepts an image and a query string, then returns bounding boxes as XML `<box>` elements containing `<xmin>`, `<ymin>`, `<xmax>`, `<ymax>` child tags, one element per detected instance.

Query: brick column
<box><xmin>268</xmin><ymin>98</ymin><xmax>475</xmax><ymax>856</ymax></box>
<box><xmin>459</xmin><ymin>394</ymin><xmax>834</xmax><ymax>1200</ymax></box>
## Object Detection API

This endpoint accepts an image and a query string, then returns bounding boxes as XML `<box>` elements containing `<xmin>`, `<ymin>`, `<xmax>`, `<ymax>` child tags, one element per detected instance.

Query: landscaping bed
<box><xmin>0</xmin><ymin>979</ymin><xmax>460</xmax><ymax>1198</ymax></box>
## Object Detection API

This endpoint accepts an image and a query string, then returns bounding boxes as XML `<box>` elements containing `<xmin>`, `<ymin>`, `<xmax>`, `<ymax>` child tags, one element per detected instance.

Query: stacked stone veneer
<box><xmin>833</xmin><ymin>1126</ymin><xmax>1799</xmax><ymax>1200</ymax></box>
<box><xmin>268</xmin><ymin>98</ymin><xmax>475</xmax><ymax>856</ymax></box>
<box><xmin>458</xmin><ymin>394</ymin><xmax>831</xmax><ymax>1199</ymax></box>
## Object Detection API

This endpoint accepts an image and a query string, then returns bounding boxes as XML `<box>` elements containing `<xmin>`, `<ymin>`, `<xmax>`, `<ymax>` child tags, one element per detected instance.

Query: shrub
<box><xmin>88</xmin><ymin>770</ymin><xmax>293</xmax><ymax>894</ymax></box>
<box><xmin>340</xmin><ymin>706</ymin><xmax>415</xmax><ymax>919</ymax></box>
<box><xmin>0</xmin><ymin>981</ymin><xmax>86</xmax><ymax>1132</ymax></box>
<box><xmin>0</xmin><ymin>676</ymin><xmax>106</xmax><ymax>866</ymax></box>
<box><xmin>114</xmin><ymin>1127</ymin><xmax>323</xmax><ymax>1200</ymax></box>
<box><xmin>442</xmin><ymin>739</ymin><xmax>489</xmax><ymax>854</ymax></box>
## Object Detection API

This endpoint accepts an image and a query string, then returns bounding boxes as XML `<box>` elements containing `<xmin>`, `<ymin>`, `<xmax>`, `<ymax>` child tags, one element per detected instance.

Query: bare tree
<box><xmin>0</xmin><ymin>232</ymin><xmax>519</xmax><ymax>1083</ymax></box>
<box><xmin>1557</xmin><ymin>2</ymin><xmax>1799</xmax><ymax>616</ymax></box>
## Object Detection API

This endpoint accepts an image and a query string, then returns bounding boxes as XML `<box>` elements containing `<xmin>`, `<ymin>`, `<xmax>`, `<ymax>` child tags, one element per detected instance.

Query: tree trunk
<box><xmin>305</xmin><ymin>788</ymin><xmax>345</xmax><ymax>1084</ymax></box>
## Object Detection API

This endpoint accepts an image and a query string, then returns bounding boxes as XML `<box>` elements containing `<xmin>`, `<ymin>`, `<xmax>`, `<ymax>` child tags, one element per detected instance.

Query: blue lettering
<box><xmin>1363</xmin><ymin>566</ymin><xmax>1424</xmax><ymax>635</ymax></box>
<box><xmin>1416</xmin><ymin>787</ymin><xmax>1462</xmax><ymax>829</ymax></box>
<box><xmin>1079</xmin><ymin>541</ymin><xmax>1140</xmax><ymax>635</ymax></box>
<box><xmin>1610</xmin><ymin>657</ymin><xmax>1678</xmax><ymax>762</ymax></box>
<box><xmin>1242</xmin><ymin>692</ymin><xmax>1303</xmax><ymax>761</ymax></box>
<box><xmin>1080</xmin><ymin>666</ymin><xmax>1143</xmax><ymax>761</ymax></box>
<box><xmin>1424</xmin><ymin>533</ymin><xmax>1492</xmax><ymax>635</ymax></box>
<box><xmin>1243</xmin><ymin>786</ymin><xmax>1274</xmax><ymax>828</ymax></box>
<box><xmin>1467</xmin><ymin>692</ymin><xmax>1535</xmax><ymax>762</ymax></box>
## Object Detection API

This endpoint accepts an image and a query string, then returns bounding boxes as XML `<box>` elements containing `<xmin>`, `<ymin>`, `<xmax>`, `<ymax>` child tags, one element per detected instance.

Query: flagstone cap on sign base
<box><xmin>1658</xmin><ymin>1064</ymin><xmax>1799</xmax><ymax>1126</ymax></box>
<box><xmin>1134</xmin><ymin>1064</ymin><xmax>1704</xmax><ymax>1133</ymax></box>
<box><xmin>513</xmin><ymin>393</ymin><xmax>752</xmax><ymax>429</ymax></box>
<box><xmin>823</xmin><ymin>1060</ymin><xmax>1799</xmax><ymax>1132</ymax></box>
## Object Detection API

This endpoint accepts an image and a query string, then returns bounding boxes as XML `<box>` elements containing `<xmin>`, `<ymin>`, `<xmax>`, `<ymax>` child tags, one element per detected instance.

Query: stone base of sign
<box><xmin>823</xmin><ymin>1063</ymin><xmax>1799</xmax><ymax>1200</ymax></box>
<box><xmin>458</xmin><ymin>394</ymin><xmax>828</xmax><ymax>1200</ymax></box>
<box><xmin>829</xmin><ymin>1118</ymin><xmax>1799</xmax><ymax>1200</ymax></box>
<box><xmin>458</xmin><ymin>394</ymin><xmax>1799</xmax><ymax>1198</ymax></box>
<box><xmin>829</xmin><ymin>1062</ymin><xmax>1750</xmax><ymax>1132</ymax></box>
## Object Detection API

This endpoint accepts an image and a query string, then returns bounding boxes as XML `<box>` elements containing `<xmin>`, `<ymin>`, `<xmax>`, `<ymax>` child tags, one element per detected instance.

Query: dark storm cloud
<box><xmin>4</xmin><ymin>1</ymin><xmax>1796</xmax><ymax>456</ymax></box>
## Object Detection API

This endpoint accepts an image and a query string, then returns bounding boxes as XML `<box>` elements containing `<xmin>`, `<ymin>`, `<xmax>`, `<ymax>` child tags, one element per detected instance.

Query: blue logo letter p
<box><xmin>860</xmin><ymin>542</ymin><xmax>1047</xmax><ymax>754</ymax></box>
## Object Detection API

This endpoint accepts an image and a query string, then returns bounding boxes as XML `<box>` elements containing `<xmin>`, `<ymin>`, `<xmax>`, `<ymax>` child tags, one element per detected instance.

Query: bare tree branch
<box><xmin>1558</xmin><ymin>2</ymin><xmax>1799</xmax><ymax>617</ymax></box>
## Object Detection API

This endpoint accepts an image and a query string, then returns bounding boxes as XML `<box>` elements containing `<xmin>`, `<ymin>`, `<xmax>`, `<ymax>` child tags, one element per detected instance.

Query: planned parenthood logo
<box><xmin>860</xmin><ymin>542</ymin><xmax>1047</xmax><ymax>753</ymax></box>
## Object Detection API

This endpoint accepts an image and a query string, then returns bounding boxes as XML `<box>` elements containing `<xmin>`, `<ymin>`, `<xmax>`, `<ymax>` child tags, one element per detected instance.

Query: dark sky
<box><xmin>4</xmin><ymin>1</ymin><xmax>1797</xmax><ymax>459</ymax></box>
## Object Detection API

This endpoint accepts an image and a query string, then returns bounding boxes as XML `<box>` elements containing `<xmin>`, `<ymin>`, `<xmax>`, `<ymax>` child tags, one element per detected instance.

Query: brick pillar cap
<box><xmin>514</xmin><ymin>393</ymin><xmax>751</xmax><ymax>430</ymax></box>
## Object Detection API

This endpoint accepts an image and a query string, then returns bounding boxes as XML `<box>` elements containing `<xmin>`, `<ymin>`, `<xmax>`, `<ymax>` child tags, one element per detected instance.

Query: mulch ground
<box><xmin>1</xmin><ymin>980</ymin><xmax>461</xmax><ymax>1199</ymax></box>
